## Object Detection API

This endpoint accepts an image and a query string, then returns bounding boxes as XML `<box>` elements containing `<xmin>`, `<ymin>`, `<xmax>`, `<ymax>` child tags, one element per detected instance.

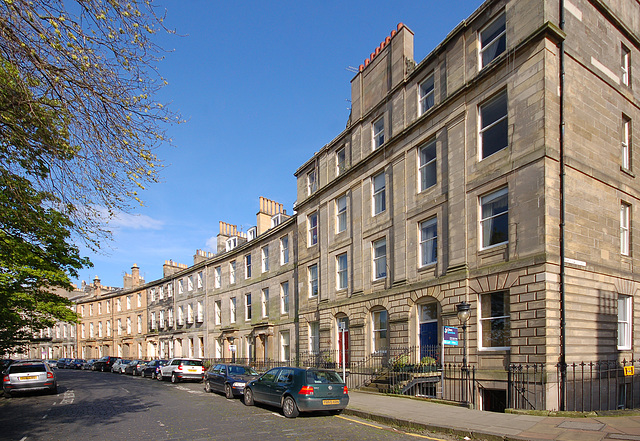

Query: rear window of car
<box><xmin>306</xmin><ymin>370</ymin><xmax>343</xmax><ymax>384</ymax></box>
<box><xmin>229</xmin><ymin>366</ymin><xmax>257</xmax><ymax>376</ymax></box>
<box><xmin>180</xmin><ymin>360</ymin><xmax>202</xmax><ymax>366</ymax></box>
<box><xmin>10</xmin><ymin>364</ymin><xmax>46</xmax><ymax>374</ymax></box>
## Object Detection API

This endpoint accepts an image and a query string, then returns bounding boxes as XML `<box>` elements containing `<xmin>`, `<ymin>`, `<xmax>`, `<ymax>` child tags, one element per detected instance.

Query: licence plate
<box><xmin>20</xmin><ymin>376</ymin><xmax>37</xmax><ymax>380</ymax></box>
<box><xmin>188</xmin><ymin>368</ymin><xmax>197</xmax><ymax>372</ymax></box>
<box><xmin>322</xmin><ymin>399</ymin><xmax>340</xmax><ymax>405</ymax></box>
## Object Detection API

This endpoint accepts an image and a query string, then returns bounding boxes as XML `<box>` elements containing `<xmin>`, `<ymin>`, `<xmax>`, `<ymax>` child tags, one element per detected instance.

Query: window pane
<box><xmin>420</xmin><ymin>141</ymin><xmax>437</xmax><ymax>191</ymax></box>
<box><xmin>420</xmin><ymin>218</ymin><xmax>437</xmax><ymax>266</ymax></box>
<box><xmin>480</xmin><ymin>13</ymin><xmax>506</xmax><ymax>67</ymax></box>
<box><xmin>481</xmin><ymin>189</ymin><xmax>508</xmax><ymax>248</ymax></box>
<box><xmin>480</xmin><ymin>92</ymin><xmax>508</xmax><ymax>159</ymax></box>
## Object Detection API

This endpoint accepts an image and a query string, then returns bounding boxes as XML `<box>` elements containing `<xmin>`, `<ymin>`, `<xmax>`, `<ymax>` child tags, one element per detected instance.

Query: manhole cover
<box><xmin>558</xmin><ymin>421</ymin><xmax>605</xmax><ymax>431</ymax></box>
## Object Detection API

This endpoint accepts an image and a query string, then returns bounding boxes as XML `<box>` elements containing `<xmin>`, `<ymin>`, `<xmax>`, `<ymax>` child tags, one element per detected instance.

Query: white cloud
<box><xmin>93</xmin><ymin>206</ymin><xmax>164</xmax><ymax>230</ymax></box>
<box><xmin>205</xmin><ymin>236</ymin><xmax>217</xmax><ymax>252</ymax></box>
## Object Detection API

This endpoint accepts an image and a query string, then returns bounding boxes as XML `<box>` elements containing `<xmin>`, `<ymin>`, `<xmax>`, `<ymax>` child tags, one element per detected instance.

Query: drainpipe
<box><xmin>559</xmin><ymin>0</ymin><xmax>567</xmax><ymax>411</ymax></box>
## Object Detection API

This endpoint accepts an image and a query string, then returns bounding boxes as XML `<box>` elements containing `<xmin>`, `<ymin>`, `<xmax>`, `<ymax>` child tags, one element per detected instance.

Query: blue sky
<box><xmin>73</xmin><ymin>0</ymin><xmax>485</xmax><ymax>289</ymax></box>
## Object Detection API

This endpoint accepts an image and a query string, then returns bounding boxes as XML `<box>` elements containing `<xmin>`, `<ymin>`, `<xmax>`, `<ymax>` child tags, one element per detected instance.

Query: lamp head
<box><xmin>457</xmin><ymin>301</ymin><xmax>471</xmax><ymax>323</ymax></box>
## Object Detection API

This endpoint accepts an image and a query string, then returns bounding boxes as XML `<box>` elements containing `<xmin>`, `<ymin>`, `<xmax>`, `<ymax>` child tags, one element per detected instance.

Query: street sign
<box><xmin>443</xmin><ymin>326</ymin><xmax>459</xmax><ymax>346</ymax></box>
<box><xmin>624</xmin><ymin>366</ymin><xmax>635</xmax><ymax>376</ymax></box>
<box><xmin>229</xmin><ymin>344</ymin><xmax>236</xmax><ymax>352</ymax></box>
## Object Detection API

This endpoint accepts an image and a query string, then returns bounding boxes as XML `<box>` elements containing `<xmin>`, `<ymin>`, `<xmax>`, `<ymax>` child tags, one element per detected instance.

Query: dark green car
<box><xmin>243</xmin><ymin>367</ymin><xmax>349</xmax><ymax>418</ymax></box>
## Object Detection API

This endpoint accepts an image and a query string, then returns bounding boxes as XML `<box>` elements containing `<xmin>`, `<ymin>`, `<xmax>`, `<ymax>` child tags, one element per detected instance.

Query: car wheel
<box><xmin>224</xmin><ymin>383</ymin><xmax>233</xmax><ymax>399</ymax></box>
<box><xmin>282</xmin><ymin>396</ymin><xmax>299</xmax><ymax>418</ymax></box>
<box><xmin>101</xmin><ymin>366</ymin><xmax>106</xmax><ymax>372</ymax></box>
<box><xmin>204</xmin><ymin>381</ymin><xmax>211</xmax><ymax>393</ymax></box>
<box><xmin>171</xmin><ymin>373</ymin><xmax>179</xmax><ymax>384</ymax></box>
<box><xmin>157</xmin><ymin>372</ymin><xmax>163</xmax><ymax>381</ymax></box>
<box><xmin>151</xmin><ymin>372</ymin><xmax>156</xmax><ymax>379</ymax></box>
<box><xmin>243</xmin><ymin>388</ymin><xmax>254</xmax><ymax>406</ymax></box>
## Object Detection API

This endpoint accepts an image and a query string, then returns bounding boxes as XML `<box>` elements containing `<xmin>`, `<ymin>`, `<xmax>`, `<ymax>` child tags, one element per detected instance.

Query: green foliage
<box><xmin>0</xmin><ymin>0</ymin><xmax>178</xmax><ymax>246</ymax></box>
<box><xmin>0</xmin><ymin>59</ymin><xmax>89</xmax><ymax>356</ymax></box>
<box><xmin>0</xmin><ymin>0</ymin><xmax>176</xmax><ymax>355</ymax></box>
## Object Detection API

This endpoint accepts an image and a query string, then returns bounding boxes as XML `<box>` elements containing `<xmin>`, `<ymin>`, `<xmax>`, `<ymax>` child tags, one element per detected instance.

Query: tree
<box><xmin>0</xmin><ymin>1</ymin><xmax>176</xmax><ymax>355</ymax></box>
<box><xmin>0</xmin><ymin>0</ymin><xmax>177</xmax><ymax>245</ymax></box>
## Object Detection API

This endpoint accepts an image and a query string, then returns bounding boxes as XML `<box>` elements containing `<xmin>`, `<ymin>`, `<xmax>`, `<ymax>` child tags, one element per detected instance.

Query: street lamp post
<box><xmin>456</xmin><ymin>301</ymin><xmax>471</xmax><ymax>406</ymax></box>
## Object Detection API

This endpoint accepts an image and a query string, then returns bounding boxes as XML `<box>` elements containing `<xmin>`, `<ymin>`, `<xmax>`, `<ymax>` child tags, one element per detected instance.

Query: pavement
<box><xmin>344</xmin><ymin>390</ymin><xmax>640</xmax><ymax>441</ymax></box>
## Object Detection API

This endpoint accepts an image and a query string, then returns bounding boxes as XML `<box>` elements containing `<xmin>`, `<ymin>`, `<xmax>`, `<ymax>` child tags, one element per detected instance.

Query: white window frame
<box><xmin>621</xmin><ymin>203</ymin><xmax>631</xmax><ymax>256</ymax></box>
<box><xmin>197</xmin><ymin>271</ymin><xmax>203</xmax><ymax>289</ymax></box>
<box><xmin>245</xmin><ymin>254</ymin><xmax>252</xmax><ymax>279</ymax></box>
<box><xmin>372</xmin><ymin>172</ymin><xmax>386</xmax><ymax>216</ymax></box>
<box><xmin>479</xmin><ymin>291</ymin><xmax>511</xmax><ymax>350</ymax></box>
<box><xmin>261</xmin><ymin>245</ymin><xmax>269</xmax><ymax>272</ymax></box>
<box><xmin>419</xmin><ymin>73</ymin><xmax>435</xmax><ymax>115</ymax></box>
<box><xmin>281</xmin><ymin>331</ymin><xmax>291</xmax><ymax>363</ymax></box>
<box><xmin>373</xmin><ymin>117</ymin><xmax>384</xmax><ymax>149</ymax></box>
<box><xmin>137</xmin><ymin>293</ymin><xmax>142</xmax><ymax>307</ymax></box>
<box><xmin>280</xmin><ymin>281</ymin><xmax>289</xmax><ymax>315</ymax></box>
<box><xmin>309</xmin><ymin>264</ymin><xmax>319</xmax><ymax>298</ymax></box>
<box><xmin>308</xmin><ymin>212</ymin><xmax>318</xmax><ymax>246</ymax></box>
<box><xmin>230</xmin><ymin>297</ymin><xmax>237</xmax><ymax>323</ymax></box>
<box><xmin>618</xmin><ymin>294</ymin><xmax>632</xmax><ymax>350</ymax></box>
<box><xmin>188</xmin><ymin>275</ymin><xmax>194</xmax><ymax>291</ymax></box>
<box><xmin>197</xmin><ymin>300</ymin><xmax>203</xmax><ymax>322</ymax></box>
<box><xmin>622</xmin><ymin>44</ymin><xmax>631</xmax><ymax>87</ymax></box>
<box><xmin>479</xmin><ymin>12</ymin><xmax>506</xmax><ymax>68</ymax></box>
<box><xmin>623</xmin><ymin>116</ymin><xmax>631</xmax><ymax>170</ymax></box>
<box><xmin>98</xmin><ymin>302</ymin><xmax>102</xmax><ymax>315</ymax></box>
<box><xmin>245</xmin><ymin>293</ymin><xmax>252</xmax><ymax>321</ymax></box>
<box><xmin>309</xmin><ymin>321</ymin><xmax>320</xmax><ymax>354</ymax></box>
<box><xmin>127</xmin><ymin>317</ymin><xmax>132</xmax><ymax>334</ymax></box>
<box><xmin>307</xmin><ymin>169</ymin><xmax>317</xmax><ymax>195</ymax></box>
<box><xmin>373</xmin><ymin>238</ymin><xmax>387</xmax><ymax>281</ymax></box>
<box><xmin>106</xmin><ymin>320</ymin><xmax>111</xmax><ymax>337</ymax></box>
<box><xmin>178</xmin><ymin>279</ymin><xmax>184</xmax><ymax>294</ymax></box>
<box><xmin>420</xmin><ymin>217</ymin><xmax>438</xmax><ymax>267</ymax></box>
<box><xmin>336</xmin><ymin>146</ymin><xmax>346</xmax><ymax>175</ymax></box>
<box><xmin>230</xmin><ymin>261</ymin><xmax>236</xmax><ymax>284</ymax></box>
<box><xmin>187</xmin><ymin>303</ymin><xmax>194</xmax><ymax>323</ymax></box>
<box><xmin>98</xmin><ymin>321</ymin><xmax>103</xmax><ymax>338</ymax></box>
<box><xmin>261</xmin><ymin>288</ymin><xmax>269</xmax><ymax>318</ymax></box>
<box><xmin>336</xmin><ymin>253</ymin><xmax>348</xmax><ymax>291</ymax></box>
<box><xmin>280</xmin><ymin>235</ymin><xmax>289</xmax><ymax>265</ymax></box>
<box><xmin>372</xmin><ymin>309</ymin><xmax>388</xmax><ymax>353</ymax></box>
<box><xmin>137</xmin><ymin>315</ymin><xmax>142</xmax><ymax>333</ymax></box>
<box><xmin>214</xmin><ymin>300</ymin><xmax>221</xmax><ymax>325</ymax></box>
<box><xmin>89</xmin><ymin>322</ymin><xmax>94</xmax><ymax>338</ymax></box>
<box><xmin>336</xmin><ymin>195</ymin><xmax>347</xmax><ymax>233</ymax></box>
<box><xmin>214</xmin><ymin>266</ymin><xmax>221</xmax><ymax>288</ymax></box>
<box><xmin>480</xmin><ymin>187</ymin><xmax>509</xmax><ymax>249</ymax></box>
<box><xmin>419</xmin><ymin>139</ymin><xmax>437</xmax><ymax>192</ymax></box>
<box><xmin>479</xmin><ymin>90</ymin><xmax>508</xmax><ymax>160</ymax></box>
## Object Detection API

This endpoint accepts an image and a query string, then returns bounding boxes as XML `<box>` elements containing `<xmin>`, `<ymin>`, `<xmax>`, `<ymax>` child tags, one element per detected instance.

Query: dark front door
<box><xmin>419</xmin><ymin>321</ymin><xmax>438</xmax><ymax>360</ymax></box>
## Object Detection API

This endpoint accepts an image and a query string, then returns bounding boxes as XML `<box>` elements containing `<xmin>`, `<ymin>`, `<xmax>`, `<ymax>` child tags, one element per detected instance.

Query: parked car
<box><xmin>45</xmin><ymin>359</ymin><xmax>57</xmax><ymax>369</ymax></box>
<box><xmin>93</xmin><ymin>356</ymin><xmax>121</xmax><ymax>372</ymax></box>
<box><xmin>2</xmin><ymin>360</ymin><xmax>57</xmax><ymax>397</ymax></box>
<box><xmin>124</xmin><ymin>359</ymin><xmax>146</xmax><ymax>375</ymax></box>
<box><xmin>56</xmin><ymin>358</ymin><xmax>71</xmax><ymax>369</ymax></box>
<box><xmin>141</xmin><ymin>359</ymin><xmax>168</xmax><ymax>379</ymax></box>
<box><xmin>69</xmin><ymin>359</ymin><xmax>86</xmax><ymax>370</ymax></box>
<box><xmin>204</xmin><ymin>364</ymin><xmax>259</xmax><ymax>398</ymax></box>
<box><xmin>81</xmin><ymin>359</ymin><xmax>96</xmax><ymax>370</ymax></box>
<box><xmin>157</xmin><ymin>358</ymin><xmax>204</xmax><ymax>383</ymax></box>
<box><xmin>243</xmin><ymin>367</ymin><xmax>349</xmax><ymax>418</ymax></box>
<box><xmin>111</xmin><ymin>359</ymin><xmax>132</xmax><ymax>373</ymax></box>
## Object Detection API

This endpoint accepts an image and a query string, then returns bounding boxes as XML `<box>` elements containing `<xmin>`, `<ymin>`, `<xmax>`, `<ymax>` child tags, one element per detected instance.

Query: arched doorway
<box><xmin>418</xmin><ymin>302</ymin><xmax>439</xmax><ymax>361</ymax></box>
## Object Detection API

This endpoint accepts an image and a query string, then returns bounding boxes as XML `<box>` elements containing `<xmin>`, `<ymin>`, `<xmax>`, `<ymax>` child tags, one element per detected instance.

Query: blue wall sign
<box><xmin>443</xmin><ymin>326</ymin><xmax>459</xmax><ymax>346</ymax></box>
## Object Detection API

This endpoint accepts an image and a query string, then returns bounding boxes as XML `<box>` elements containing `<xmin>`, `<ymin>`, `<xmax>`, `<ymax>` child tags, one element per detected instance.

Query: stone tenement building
<box><xmin>294</xmin><ymin>0</ymin><xmax>638</xmax><ymax>410</ymax></box>
<box><xmin>71</xmin><ymin>0</ymin><xmax>638</xmax><ymax>411</ymax></box>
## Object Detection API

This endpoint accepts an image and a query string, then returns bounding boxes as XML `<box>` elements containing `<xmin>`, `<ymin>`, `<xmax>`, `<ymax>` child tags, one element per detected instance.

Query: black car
<box><xmin>243</xmin><ymin>367</ymin><xmax>349</xmax><ymax>418</ymax></box>
<box><xmin>69</xmin><ymin>358</ymin><xmax>86</xmax><ymax>369</ymax></box>
<box><xmin>140</xmin><ymin>359</ymin><xmax>168</xmax><ymax>379</ymax></box>
<box><xmin>92</xmin><ymin>356</ymin><xmax>121</xmax><ymax>372</ymax></box>
<box><xmin>56</xmin><ymin>358</ymin><xmax>71</xmax><ymax>369</ymax></box>
<box><xmin>204</xmin><ymin>364</ymin><xmax>259</xmax><ymax>398</ymax></box>
<box><xmin>124</xmin><ymin>359</ymin><xmax>146</xmax><ymax>375</ymax></box>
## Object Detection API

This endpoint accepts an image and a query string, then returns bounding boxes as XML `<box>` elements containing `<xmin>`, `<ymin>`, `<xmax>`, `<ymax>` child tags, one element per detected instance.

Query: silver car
<box><xmin>3</xmin><ymin>360</ymin><xmax>57</xmax><ymax>397</ymax></box>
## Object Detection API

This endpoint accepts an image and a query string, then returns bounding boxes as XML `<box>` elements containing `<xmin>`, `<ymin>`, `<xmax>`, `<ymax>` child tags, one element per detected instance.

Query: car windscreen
<box><xmin>306</xmin><ymin>370</ymin><xmax>344</xmax><ymax>384</ymax></box>
<box><xmin>229</xmin><ymin>366</ymin><xmax>257</xmax><ymax>376</ymax></box>
<box><xmin>10</xmin><ymin>365</ymin><xmax>46</xmax><ymax>374</ymax></box>
<box><xmin>180</xmin><ymin>360</ymin><xmax>202</xmax><ymax>366</ymax></box>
